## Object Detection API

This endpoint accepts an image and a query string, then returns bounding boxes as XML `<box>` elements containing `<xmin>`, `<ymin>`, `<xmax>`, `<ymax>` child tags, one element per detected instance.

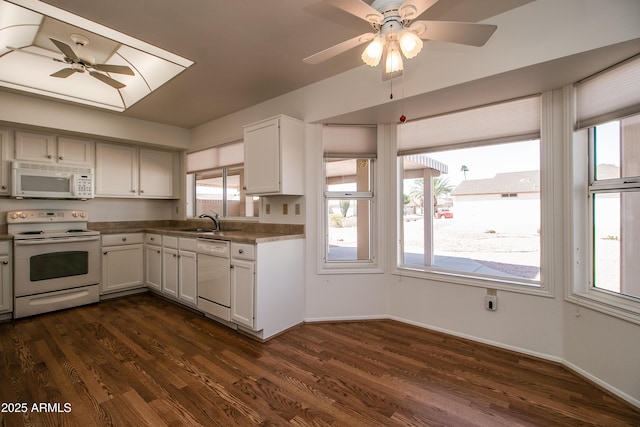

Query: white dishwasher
<box><xmin>197</xmin><ymin>239</ymin><xmax>231</xmax><ymax>320</ymax></box>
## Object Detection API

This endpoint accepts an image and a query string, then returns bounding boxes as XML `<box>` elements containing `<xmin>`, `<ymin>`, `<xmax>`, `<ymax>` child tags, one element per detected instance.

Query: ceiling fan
<box><xmin>304</xmin><ymin>0</ymin><xmax>499</xmax><ymax>80</ymax></box>
<box><xmin>7</xmin><ymin>34</ymin><xmax>134</xmax><ymax>89</ymax></box>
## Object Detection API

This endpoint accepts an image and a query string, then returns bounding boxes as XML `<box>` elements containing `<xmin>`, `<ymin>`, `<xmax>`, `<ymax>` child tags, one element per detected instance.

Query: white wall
<box><xmin>0</xmin><ymin>197</ymin><xmax>174</xmax><ymax>225</ymax></box>
<box><xmin>0</xmin><ymin>91</ymin><xmax>190</xmax><ymax>149</ymax></box>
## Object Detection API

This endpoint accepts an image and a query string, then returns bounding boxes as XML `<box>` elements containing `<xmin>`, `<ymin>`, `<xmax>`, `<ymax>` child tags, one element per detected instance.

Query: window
<box><xmin>397</xmin><ymin>96</ymin><xmax>544</xmax><ymax>288</ymax></box>
<box><xmin>325</xmin><ymin>158</ymin><xmax>374</xmax><ymax>263</ymax></box>
<box><xmin>400</xmin><ymin>140</ymin><xmax>540</xmax><ymax>283</ymax></box>
<box><xmin>571</xmin><ymin>54</ymin><xmax>640</xmax><ymax>322</ymax></box>
<box><xmin>589</xmin><ymin>117</ymin><xmax>640</xmax><ymax>301</ymax></box>
<box><xmin>186</xmin><ymin>142</ymin><xmax>258</xmax><ymax>219</ymax></box>
<box><xmin>322</xmin><ymin>125</ymin><xmax>377</xmax><ymax>270</ymax></box>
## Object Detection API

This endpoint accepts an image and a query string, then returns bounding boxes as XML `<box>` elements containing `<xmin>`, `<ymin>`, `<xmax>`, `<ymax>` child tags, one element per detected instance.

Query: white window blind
<box><xmin>576</xmin><ymin>55</ymin><xmax>640</xmax><ymax>129</ymax></box>
<box><xmin>186</xmin><ymin>141</ymin><xmax>243</xmax><ymax>172</ymax></box>
<box><xmin>397</xmin><ymin>96</ymin><xmax>541</xmax><ymax>155</ymax></box>
<box><xmin>323</xmin><ymin>125</ymin><xmax>377</xmax><ymax>158</ymax></box>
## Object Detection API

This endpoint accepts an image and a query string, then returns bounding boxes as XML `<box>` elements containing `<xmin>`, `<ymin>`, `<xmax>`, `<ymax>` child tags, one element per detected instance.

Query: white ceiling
<box><xmin>0</xmin><ymin>0</ymin><xmax>548</xmax><ymax>129</ymax></box>
<box><xmin>2</xmin><ymin>0</ymin><xmax>639</xmax><ymax>129</ymax></box>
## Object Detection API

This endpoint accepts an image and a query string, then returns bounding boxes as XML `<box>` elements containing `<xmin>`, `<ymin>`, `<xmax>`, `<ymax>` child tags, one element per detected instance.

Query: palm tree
<box><xmin>407</xmin><ymin>177</ymin><xmax>455</xmax><ymax>212</ymax></box>
<box><xmin>408</xmin><ymin>179</ymin><xmax>425</xmax><ymax>213</ymax></box>
<box><xmin>460</xmin><ymin>165</ymin><xmax>469</xmax><ymax>179</ymax></box>
<box><xmin>434</xmin><ymin>176</ymin><xmax>454</xmax><ymax>198</ymax></box>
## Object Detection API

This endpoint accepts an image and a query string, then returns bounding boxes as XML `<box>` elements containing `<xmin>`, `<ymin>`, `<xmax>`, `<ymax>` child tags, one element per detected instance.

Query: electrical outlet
<box><xmin>283</xmin><ymin>203</ymin><xmax>288</xmax><ymax>215</ymax></box>
<box><xmin>485</xmin><ymin>295</ymin><xmax>497</xmax><ymax>311</ymax></box>
<box><xmin>265</xmin><ymin>204</ymin><xmax>270</xmax><ymax>214</ymax></box>
<box><xmin>295</xmin><ymin>203</ymin><xmax>301</xmax><ymax>215</ymax></box>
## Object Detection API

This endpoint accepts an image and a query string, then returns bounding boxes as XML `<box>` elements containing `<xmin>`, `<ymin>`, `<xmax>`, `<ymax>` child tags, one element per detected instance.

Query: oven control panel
<box><xmin>7</xmin><ymin>210</ymin><xmax>89</xmax><ymax>223</ymax></box>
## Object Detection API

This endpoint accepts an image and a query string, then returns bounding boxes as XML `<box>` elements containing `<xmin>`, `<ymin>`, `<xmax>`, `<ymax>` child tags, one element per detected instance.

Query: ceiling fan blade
<box><xmin>399</xmin><ymin>0</ymin><xmax>439</xmax><ymax>20</ymax></box>
<box><xmin>93</xmin><ymin>64</ymin><xmax>135</xmax><ymax>75</ymax></box>
<box><xmin>89</xmin><ymin>71</ymin><xmax>126</xmax><ymax>89</ymax></box>
<box><xmin>49</xmin><ymin>38</ymin><xmax>78</xmax><ymax>61</ymax></box>
<box><xmin>50</xmin><ymin>68</ymin><xmax>77</xmax><ymax>78</ymax></box>
<box><xmin>411</xmin><ymin>21</ymin><xmax>497</xmax><ymax>46</ymax></box>
<box><xmin>303</xmin><ymin>32</ymin><xmax>375</xmax><ymax>64</ymax></box>
<box><xmin>324</xmin><ymin>0</ymin><xmax>383</xmax><ymax>24</ymax></box>
<box><xmin>7</xmin><ymin>46</ymin><xmax>65</xmax><ymax>63</ymax></box>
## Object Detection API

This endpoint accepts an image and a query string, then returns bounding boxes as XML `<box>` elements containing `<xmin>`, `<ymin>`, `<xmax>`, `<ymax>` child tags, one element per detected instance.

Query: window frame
<box><xmin>568</xmin><ymin>113</ymin><xmax>640</xmax><ymax>324</ymax></box>
<box><xmin>321</xmin><ymin>156</ymin><xmax>380</xmax><ymax>273</ymax></box>
<box><xmin>393</xmin><ymin>94</ymin><xmax>555</xmax><ymax>297</ymax></box>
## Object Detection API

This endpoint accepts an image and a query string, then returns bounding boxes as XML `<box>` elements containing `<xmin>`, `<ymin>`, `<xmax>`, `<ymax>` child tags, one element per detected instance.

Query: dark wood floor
<box><xmin>0</xmin><ymin>293</ymin><xmax>638</xmax><ymax>426</ymax></box>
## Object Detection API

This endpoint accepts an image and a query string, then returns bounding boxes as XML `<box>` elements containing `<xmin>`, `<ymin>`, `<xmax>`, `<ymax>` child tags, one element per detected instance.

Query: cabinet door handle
<box><xmin>238</xmin><ymin>249</ymin><xmax>244</xmax><ymax>254</ymax></box>
<box><xmin>47</xmin><ymin>154</ymin><xmax>53</xmax><ymax>159</ymax></box>
<box><xmin>58</xmin><ymin>156</ymin><xmax>64</xmax><ymax>160</ymax></box>
<box><xmin>103</xmin><ymin>251</ymin><xmax>108</xmax><ymax>255</ymax></box>
<box><xmin>1</xmin><ymin>185</ymin><xmax>5</xmax><ymax>190</ymax></box>
<box><xmin>2</xmin><ymin>261</ymin><xmax>8</xmax><ymax>265</ymax></box>
<box><xmin>122</xmin><ymin>237</ymin><xmax>127</xmax><ymax>242</ymax></box>
<box><xmin>230</xmin><ymin>265</ymin><xmax>234</xmax><ymax>269</ymax></box>
<box><xmin>140</xmin><ymin>189</ymin><xmax>144</xmax><ymax>194</ymax></box>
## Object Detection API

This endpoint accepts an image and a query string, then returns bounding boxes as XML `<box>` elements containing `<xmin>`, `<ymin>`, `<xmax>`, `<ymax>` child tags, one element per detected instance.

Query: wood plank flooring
<box><xmin>0</xmin><ymin>293</ymin><xmax>639</xmax><ymax>426</ymax></box>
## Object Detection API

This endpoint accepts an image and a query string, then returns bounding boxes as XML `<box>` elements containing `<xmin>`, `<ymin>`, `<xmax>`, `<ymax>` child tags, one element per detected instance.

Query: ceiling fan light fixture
<box><xmin>361</xmin><ymin>36</ymin><xmax>385</xmax><ymax>67</ymax></box>
<box><xmin>398</xmin><ymin>30</ymin><xmax>423</xmax><ymax>59</ymax></box>
<box><xmin>384</xmin><ymin>41</ymin><xmax>403</xmax><ymax>74</ymax></box>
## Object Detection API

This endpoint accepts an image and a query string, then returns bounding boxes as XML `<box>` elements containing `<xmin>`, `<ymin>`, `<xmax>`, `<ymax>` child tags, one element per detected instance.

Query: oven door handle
<box><xmin>14</xmin><ymin>236</ymin><xmax>101</xmax><ymax>245</ymax></box>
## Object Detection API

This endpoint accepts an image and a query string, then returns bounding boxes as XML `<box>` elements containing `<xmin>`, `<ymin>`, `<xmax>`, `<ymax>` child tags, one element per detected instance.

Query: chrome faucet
<box><xmin>198</xmin><ymin>212</ymin><xmax>220</xmax><ymax>231</ymax></box>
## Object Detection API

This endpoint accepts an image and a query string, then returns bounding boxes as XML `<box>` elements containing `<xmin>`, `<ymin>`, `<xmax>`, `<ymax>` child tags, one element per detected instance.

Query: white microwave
<box><xmin>11</xmin><ymin>161</ymin><xmax>94</xmax><ymax>200</ymax></box>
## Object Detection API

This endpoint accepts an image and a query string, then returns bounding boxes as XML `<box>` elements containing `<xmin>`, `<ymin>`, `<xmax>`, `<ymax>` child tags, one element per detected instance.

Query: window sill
<box><xmin>393</xmin><ymin>266</ymin><xmax>553</xmax><ymax>297</ymax></box>
<box><xmin>567</xmin><ymin>288</ymin><xmax>640</xmax><ymax>325</ymax></box>
<box><xmin>319</xmin><ymin>264</ymin><xmax>383</xmax><ymax>275</ymax></box>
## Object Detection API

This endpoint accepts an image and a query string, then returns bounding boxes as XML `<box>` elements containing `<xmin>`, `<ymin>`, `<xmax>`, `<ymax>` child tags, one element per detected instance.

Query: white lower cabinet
<box><xmin>230</xmin><ymin>239</ymin><xmax>304</xmax><ymax>340</ymax></box>
<box><xmin>230</xmin><ymin>257</ymin><xmax>255</xmax><ymax>329</ymax></box>
<box><xmin>159</xmin><ymin>235</ymin><xmax>197</xmax><ymax>306</ymax></box>
<box><xmin>178</xmin><ymin>249</ymin><xmax>197</xmax><ymax>306</ymax></box>
<box><xmin>144</xmin><ymin>233</ymin><xmax>162</xmax><ymax>292</ymax></box>
<box><xmin>101</xmin><ymin>234</ymin><xmax>144</xmax><ymax>294</ymax></box>
<box><xmin>0</xmin><ymin>241</ymin><xmax>12</xmax><ymax>315</ymax></box>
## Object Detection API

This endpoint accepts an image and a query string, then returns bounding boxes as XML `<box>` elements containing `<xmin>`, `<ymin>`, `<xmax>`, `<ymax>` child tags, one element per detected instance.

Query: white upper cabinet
<box><xmin>15</xmin><ymin>131</ymin><xmax>94</xmax><ymax>166</ymax></box>
<box><xmin>95</xmin><ymin>142</ymin><xmax>178</xmax><ymax>199</ymax></box>
<box><xmin>243</xmin><ymin>115</ymin><xmax>304</xmax><ymax>195</ymax></box>
<box><xmin>139</xmin><ymin>148</ymin><xmax>177</xmax><ymax>198</ymax></box>
<box><xmin>0</xmin><ymin>129</ymin><xmax>10</xmax><ymax>195</ymax></box>
<box><xmin>57</xmin><ymin>136</ymin><xmax>95</xmax><ymax>166</ymax></box>
<box><xmin>95</xmin><ymin>143</ymin><xmax>138</xmax><ymax>197</ymax></box>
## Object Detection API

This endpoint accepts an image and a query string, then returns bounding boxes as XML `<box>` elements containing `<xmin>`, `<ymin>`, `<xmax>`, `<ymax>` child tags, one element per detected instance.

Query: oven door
<box><xmin>14</xmin><ymin>236</ymin><xmax>100</xmax><ymax>297</ymax></box>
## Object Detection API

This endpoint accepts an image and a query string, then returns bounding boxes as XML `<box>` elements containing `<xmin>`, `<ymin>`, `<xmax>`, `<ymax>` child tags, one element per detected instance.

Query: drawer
<box><xmin>163</xmin><ymin>235</ymin><xmax>178</xmax><ymax>249</ymax></box>
<box><xmin>231</xmin><ymin>243</ymin><xmax>255</xmax><ymax>261</ymax></box>
<box><xmin>102</xmin><ymin>233</ymin><xmax>143</xmax><ymax>246</ymax></box>
<box><xmin>145</xmin><ymin>233</ymin><xmax>162</xmax><ymax>245</ymax></box>
<box><xmin>179</xmin><ymin>237</ymin><xmax>197</xmax><ymax>252</ymax></box>
<box><xmin>0</xmin><ymin>241</ymin><xmax>9</xmax><ymax>254</ymax></box>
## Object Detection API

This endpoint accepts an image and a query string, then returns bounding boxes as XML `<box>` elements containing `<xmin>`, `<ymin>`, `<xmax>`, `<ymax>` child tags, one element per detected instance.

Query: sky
<box><xmin>424</xmin><ymin>139</ymin><xmax>540</xmax><ymax>187</ymax></box>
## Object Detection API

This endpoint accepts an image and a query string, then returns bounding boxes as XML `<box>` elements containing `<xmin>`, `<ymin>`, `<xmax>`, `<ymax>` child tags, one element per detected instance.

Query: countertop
<box><xmin>91</xmin><ymin>220</ymin><xmax>304</xmax><ymax>245</ymax></box>
<box><xmin>144</xmin><ymin>228</ymin><xmax>304</xmax><ymax>244</ymax></box>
